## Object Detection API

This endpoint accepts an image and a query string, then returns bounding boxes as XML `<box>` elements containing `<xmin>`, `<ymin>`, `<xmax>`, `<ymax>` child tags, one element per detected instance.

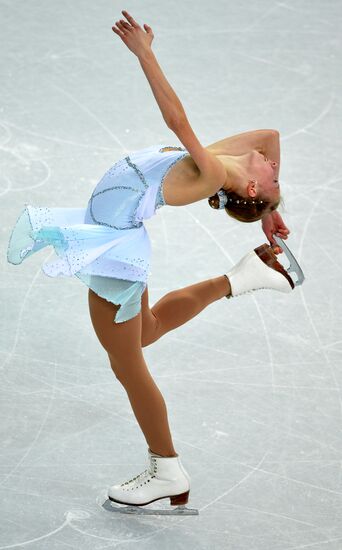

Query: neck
<box><xmin>217</xmin><ymin>154</ymin><xmax>247</xmax><ymax>195</ymax></box>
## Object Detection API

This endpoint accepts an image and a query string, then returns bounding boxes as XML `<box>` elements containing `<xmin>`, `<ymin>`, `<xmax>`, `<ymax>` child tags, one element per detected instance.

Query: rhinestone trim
<box><xmin>156</xmin><ymin>150</ymin><xmax>190</xmax><ymax>208</ymax></box>
<box><xmin>125</xmin><ymin>155</ymin><xmax>154</xmax><ymax>224</ymax></box>
<box><xmin>125</xmin><ymin>155</ymin><xmax>149</xmax><ymax>190</ymax></box>
<box><xmin>88</xmin><ymin>156</ymin><xmax>146</xmax><ymax>229</ymax></box>
<box><xmin>89</xmin><ymin>184</ymin><xmax>142</xmax><ymax>229</ymax></box>
<box><xmin>159</xmin><ymin>145</ymin><xmax>186</xmax><ymax>153</ymax></box>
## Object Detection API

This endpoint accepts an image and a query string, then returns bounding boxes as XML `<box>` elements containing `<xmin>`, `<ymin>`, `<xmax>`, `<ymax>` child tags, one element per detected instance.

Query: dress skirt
<box><xmin>7</xmin><ymin>203</ymin><xmax>150</xmax><ymax>323</ymax></box>
<box><xmin>6</xmin><ymin>144</ymin><xmax>189</xmax><ymax>324</ymax></box>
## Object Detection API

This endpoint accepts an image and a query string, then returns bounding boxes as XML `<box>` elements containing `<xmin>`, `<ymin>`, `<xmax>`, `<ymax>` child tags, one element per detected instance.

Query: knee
<box><xmin>141</xmin><ymin>335</ymin><xmax>151</xmax><ymax>348</ymax></box>
<box><xmin>141</xmin><ymin>318</ymin><xmax>161</xmax><ymax>348</ymax></box>
<box><xmin>110</xmin><ymin>364</ymin><xmax>129</xmax><ymax>386</ymax></box>
<box><xmin>141</xmin><ymin>314</ymin><xmax>162</xmax><ymax>348</ymax></box>
<box><xmin>108</xmin><ymin>353</ymin><xmax>146</xmax><ymax>386</ymax></box>
<box><xmin>108</xmin><ymin>354</ymin><xmax>127</xmax><ymax>384</ymax></box>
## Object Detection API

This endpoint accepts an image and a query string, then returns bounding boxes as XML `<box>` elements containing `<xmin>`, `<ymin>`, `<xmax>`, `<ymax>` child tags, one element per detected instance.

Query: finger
<box><xmin>144</xmin><ymin>23</ymin><xmax>153</xmax><ymax>34</ymax></box>
<box><xmin>116</xmin><ymin>20</ymin><xmax>130</xmax><ymax>35</ymax></box>
<box><xmin>122</xmin><ymin>10</ymin><xmax>140</xmax><ymax>28</ymax></box>
<box><xmin>112</xmin><ymin>25</ymin><xmax>125</xmax><ymax>38</ymax></box>
<box><xmin>119</xmin><ymin>19</ymin><xmax>133</xmax><ymax>31</ymax></box>
<box><xmin>120</xmin><ymin>21</ymin><xmax>133</xmax><ymax>35</ymax></box>
<box><xmin>273</xmin><ymin>245</ymin><xmax>283</xmax><ymax>254</ymax></box>
<box><xmin>116</xmin><ymin>21</ymin><xmax>125</xmax><ymax>31</ymax></box>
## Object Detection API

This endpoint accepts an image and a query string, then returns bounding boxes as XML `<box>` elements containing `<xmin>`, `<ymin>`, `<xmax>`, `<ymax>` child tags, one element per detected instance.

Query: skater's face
<box><xmin>247</xmin><ymin>150</ymin><xmax>280</xmax><ymax>205</ymax></box>
<box><xmin>221</xmin><ymin>151</ymin><xmax>280</xmax><ymax>212</ymax></box>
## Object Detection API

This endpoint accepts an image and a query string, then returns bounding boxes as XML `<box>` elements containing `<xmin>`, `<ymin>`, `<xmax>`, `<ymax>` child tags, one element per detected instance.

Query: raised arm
<box><xmin>112</xmin><ymin>11</ymin><xmax>227</xmax><ymax>193</ymax></box>
<box><xmin>206</xmin><ymin>129</ymin><xmax>280</xmax><ymax>182</ymax></box>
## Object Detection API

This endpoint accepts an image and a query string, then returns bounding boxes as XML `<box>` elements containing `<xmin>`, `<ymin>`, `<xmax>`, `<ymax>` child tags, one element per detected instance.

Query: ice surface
<box><xmin>2</xmin><ymin>0</ymin><xmax>342</xmax><ymax>548</ymax></box>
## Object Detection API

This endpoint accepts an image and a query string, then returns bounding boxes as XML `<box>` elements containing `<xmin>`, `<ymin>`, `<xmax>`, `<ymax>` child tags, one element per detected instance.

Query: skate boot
<box><xmin>105</xmin><ymin>448</ymin><xmax>198</xmax><ymax>515</ymax></box>
<box><xmin>224</xmin><ymin>243</ymin><xmax>301</xmax><ymax>299</ymax></box>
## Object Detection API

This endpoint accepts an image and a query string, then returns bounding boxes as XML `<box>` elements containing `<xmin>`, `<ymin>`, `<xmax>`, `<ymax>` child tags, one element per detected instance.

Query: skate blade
<box><xmin>273</xmin><ymin>235</ymin><xmax>305</xmax><ymax>287</ymax></box>
<box><xmin>102</xmin><ymin>498</ymin><xmax>199</xmax><ymax>515</ymax></box>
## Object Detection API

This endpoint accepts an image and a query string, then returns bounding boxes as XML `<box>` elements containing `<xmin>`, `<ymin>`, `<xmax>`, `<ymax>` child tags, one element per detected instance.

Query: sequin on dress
<box><xmin>7</xmin><ymin>144</ymin><xmax>189</xmax><ymax>323</ymax></box>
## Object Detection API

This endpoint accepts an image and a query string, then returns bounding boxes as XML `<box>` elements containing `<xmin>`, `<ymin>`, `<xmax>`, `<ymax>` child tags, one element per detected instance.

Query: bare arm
<box><xmin>112</xmin><ymin>11</ymin><xmax>227</xmax><ymax>193</ymax></box>
<box><xmin>206</xmin><ymin>129</ymin><xmax>280</xmax><ymax>176</ymax></box>
<box><xmin>112</xmin><ymin>11</ymin><xmax>181</xmax><ymax>126</ymax></box>
<box><xmin>207</xmin><ymin>128</ymin><xmax>281</xmax><ymax>193</ymax></box>
<box><xmin>138</xmin><ymin>49</ymin><xmax>227</xmax><ymax>191</ymax></box>
<box><xmin>138</xmin><ymin>49</ymin><xmax>186</xmax><ymax>127</ymax></box>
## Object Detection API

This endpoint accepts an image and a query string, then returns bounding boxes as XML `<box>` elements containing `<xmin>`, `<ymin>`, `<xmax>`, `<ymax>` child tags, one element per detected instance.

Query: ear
<box><xmin>247</xmin><ymin>180</ymin><xmax>258</xmax><ymax>198</ymax></box>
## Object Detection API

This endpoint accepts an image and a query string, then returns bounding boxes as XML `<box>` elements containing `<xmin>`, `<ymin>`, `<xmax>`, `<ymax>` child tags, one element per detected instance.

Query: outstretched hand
<box><xmin>261</xmin><ymin>210</ymin><xmax>290</xmax><ymax>254</ymax></box>
<box><xmin>112</xmin><ymin>10</ymin><xmax>154</xmax><ymax>57</ymax></box>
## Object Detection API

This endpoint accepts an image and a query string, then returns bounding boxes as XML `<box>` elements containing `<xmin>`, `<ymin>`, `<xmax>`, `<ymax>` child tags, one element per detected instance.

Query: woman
<box><xmin>7</xmin><ymin>10</ymin><xmax>298</xmax><ymax>513</ymax></box>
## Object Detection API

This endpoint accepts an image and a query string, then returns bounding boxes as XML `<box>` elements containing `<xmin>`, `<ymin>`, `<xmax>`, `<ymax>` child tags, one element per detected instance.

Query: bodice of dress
<box><xmin>84</xmin><ymin>144</ymin><xmax>189</xmax><ymax>230</ymax></box>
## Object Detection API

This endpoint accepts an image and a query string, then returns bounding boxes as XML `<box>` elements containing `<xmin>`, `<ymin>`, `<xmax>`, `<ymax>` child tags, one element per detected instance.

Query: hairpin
<box><xmin>214</xmin><ymin>189</ymin><xmax>265</xmax><ymax>209</ymax></box>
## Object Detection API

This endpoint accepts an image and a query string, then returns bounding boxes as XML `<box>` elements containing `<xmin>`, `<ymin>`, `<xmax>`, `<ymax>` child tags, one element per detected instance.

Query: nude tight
<box><xmin>88</xmin><ymin>275</ymin><xmax>231</xmax><ymax>458</ymax></box>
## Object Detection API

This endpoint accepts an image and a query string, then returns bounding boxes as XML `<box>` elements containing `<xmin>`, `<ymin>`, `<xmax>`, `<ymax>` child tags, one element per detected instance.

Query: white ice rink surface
<box><xmin>2</xmin><ymin>0</ymin><xmax>342</xmax><ymax>548</ymax></box>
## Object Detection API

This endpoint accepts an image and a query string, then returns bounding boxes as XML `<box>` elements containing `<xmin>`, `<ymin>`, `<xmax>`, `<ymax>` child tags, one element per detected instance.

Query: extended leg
<box><xmin>141</xmin><ymin>275</ymin><xmax>231</xmax><ymax>347</ymax></box>
<box><xmin>141</xmin><ymin>241</ymin><xmax>301</xmax><ymax>347</ymax></box>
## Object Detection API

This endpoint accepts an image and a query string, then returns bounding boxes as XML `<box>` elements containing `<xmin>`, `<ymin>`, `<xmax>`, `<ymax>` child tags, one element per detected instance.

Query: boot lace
<box><xmin>120</xmin><ymin>458</ymin><xmax>157</xmax><ymax>490</ymax></box>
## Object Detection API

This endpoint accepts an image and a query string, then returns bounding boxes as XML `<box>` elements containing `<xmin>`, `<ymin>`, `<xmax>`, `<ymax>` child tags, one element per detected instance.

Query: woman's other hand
<box><xmin>261</xmin><ymin>210</ymin><xmax>290</xmax><ymax>254</ymax></box>
<box><xmin>112</xmin><ymin>10</ymin><xmax>154</xmax><ymax>57</ymax></box>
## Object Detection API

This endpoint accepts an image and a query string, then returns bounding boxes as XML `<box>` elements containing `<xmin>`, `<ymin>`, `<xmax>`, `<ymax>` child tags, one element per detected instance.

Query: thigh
<box><xmin>140</xmin><ymin>285</ymin><xmax>161</xmax><ymax>347</ymax></box>
<box><xmin>88</xmin><ymin>288</ymin><xmax>144</xmax><ymax>376</ymax></box>
<box><xmin>88</xmin><ymin>285</ymin><xmax>160</xmax><ymax>360</ymax></box>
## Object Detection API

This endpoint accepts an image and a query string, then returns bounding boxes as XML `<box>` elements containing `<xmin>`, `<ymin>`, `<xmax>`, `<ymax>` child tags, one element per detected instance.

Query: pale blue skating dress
<box><xmin>7</xmin><ymin>144</ymin><xmax>188</xmax><ymax>323</ymax></box>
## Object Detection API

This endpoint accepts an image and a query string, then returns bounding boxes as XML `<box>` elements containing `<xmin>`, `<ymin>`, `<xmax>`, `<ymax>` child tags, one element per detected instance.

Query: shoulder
<box><xmin>168</xmin><ymin>119</ymin><xmax>227</xmax><ymax>195</ymax></box>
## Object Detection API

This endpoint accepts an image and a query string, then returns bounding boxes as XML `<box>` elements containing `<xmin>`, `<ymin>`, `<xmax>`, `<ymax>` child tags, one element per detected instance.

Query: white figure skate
<box><xmin>102</xmin><ymin>448</ymin><xmax>199</xmax><ymax>515</ymax></box>
<box><xmin>224</xmin><ymin>239</ymin><xmax>304</xmax><ymax>298</ymax></box>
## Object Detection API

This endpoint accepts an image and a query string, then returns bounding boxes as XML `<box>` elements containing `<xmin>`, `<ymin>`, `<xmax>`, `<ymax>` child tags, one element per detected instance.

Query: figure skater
<box><xmin>7</xmin><ymin>10</ymin><xmax>304</xmax><ymax>515</ymax></box>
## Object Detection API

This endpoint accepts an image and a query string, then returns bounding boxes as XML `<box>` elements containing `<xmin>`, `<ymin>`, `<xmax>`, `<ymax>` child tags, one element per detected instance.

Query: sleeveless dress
<box><xmin>6</xmin><ymin>143</ymin><xmax>189</xmax><ymax>323</ymax></box>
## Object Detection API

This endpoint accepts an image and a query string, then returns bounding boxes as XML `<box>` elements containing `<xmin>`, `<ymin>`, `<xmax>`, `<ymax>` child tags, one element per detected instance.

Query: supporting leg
<box><xmin>88</xmin><ymin>288</ymin><xmax>198</xmax><ymax>515</ymax></box>
<box><xmin>116</xmin><ymin>359</ymin><xmax>179</xmax><ymax>458</ymax></box>
<box><xmin>88</xmin><ymin>289</ymin><xmax>178</xmax><ymax>458</ymax></box>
